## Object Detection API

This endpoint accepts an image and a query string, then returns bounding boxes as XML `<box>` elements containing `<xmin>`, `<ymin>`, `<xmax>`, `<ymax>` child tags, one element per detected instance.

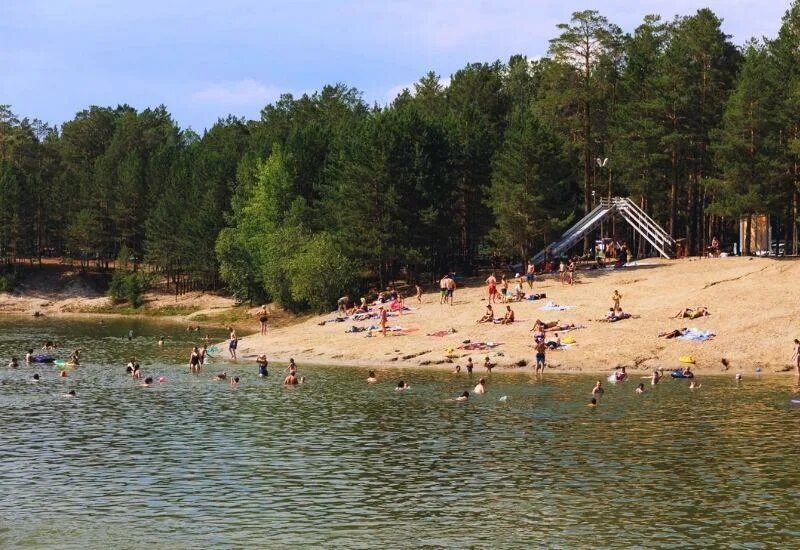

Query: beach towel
<box><xmin>458</xmin><ymin>342</ymin><xmax>502</xmax><ymax>351</ymax></box>
<box><xmin>677</xmin><ymin>328</ymin><xmax>716</xmax><ymax>342</ymax></box>
<box><xmin>539</xmin><ymin>301</ymin><xmax>575</xmax><ymax>311</ymax></box>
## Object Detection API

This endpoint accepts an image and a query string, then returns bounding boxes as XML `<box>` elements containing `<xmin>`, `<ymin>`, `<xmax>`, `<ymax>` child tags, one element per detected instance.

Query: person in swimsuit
<box><xmin>635</xmin><ymin>383</ymin><xmax>646</xmax><ymax>394</ymax></box>
<box><xmin>651</xmin><ymin>369</ymin><xmax>662</xmax><ymax>385</ymax></box>
<box><xmin>484</xmin><ymin>357</ymin><xmax>494</xmax><ymax>374</ymax></box>
<box><xmin>228</xmin><ymin>327</ymin><xmax>238</xmax><ymax>360</ymax></box>
<box><xmin>535</xmin><ymin>340</ymin><xmax>546</xmax><ymax>374</ymax></box>
<box><xmin>379</xmin><ymin>306</ymin><xmax>388</xmax><ymax>337</ymax></box>
<box><xmin>258</xmin><ymin>306</ymin><xmax>268</xmax><ymax>335</ymax></box>
<box><xmin>474</xmin><ymin>378</ymin><xmax>486</xmax><ymax>394</ymax></box>
<box><xmin>256</xmin><ymin>354</ymin><xmax>269</xmax><ymax>377</ymax></box>
<box><xmin>486</xmin><ymin>273</ymin><xmax>498</xmax><ymax>303</ymax></box>
<box><xmin>792</xmin><ymin>339</ymin><xmax>800</xmax><ymax>377</ymax></box>
<box><xmin>189</xmin><ymin>347</ymin><xmax>201</xmax><ymax>373</ymax></box>
<box><xmin>367</xmin><ymin>371</ymin><xmax>377</xmax><ymax>383</ymax></box>
<box><xmin>8</xmin><ymin>357</ymin><xmax>19</xmax><ymax>368</ymax></box>
<box><xmin>214</xmin><ymin>372</ymin><xmax>227</xmax><ymax>381</ymax></box>
<box><xmin>415</xmin><ymin>284</ymin><xmax>423</xmax><ymax>304</ymax></box>
<box><xmin>611</xmin><ymin>290</ymin><xmax>622</xmax><ymax>312</ymax></box>
<box><xmin>395</xmin><ymin>380</ymin><xmax>410</xmax><ymax>391</ymax></box>
<box><xmin>545</xmin><ymin>333</ymin><xmax>561</xmax><ymax>350</ymax></box>
<box><xmin>31</xmin><ymin>373</ymin><xmax>40</xmax><ymax>382</ymax></box>
<box><xmin>477</xmin><ymin>305</ymin><xmax>494</xmax><ymax>324</ymax></box>
<box><xmin>456</xmin><ymin>391</ymin><xmax>469</xmax><ymax>402</ymax></box>
<box><xmin>500</xmin><ymin>276</ymin><xmax>508</xmax><ymax>301</ymax></box>
<box><xmin>588</xmin><ymin>398</ymin><xmax>597</xmax><ymax>408</ymax></box>
<box><xmin>466</xmin><ymin>357</ymin><xmax>474</xmax><ymax>375</ymax></box>
<box><xmin>230</xmin><ymin>376</ymin><xmax>240</xmax><ymax>387</ymax></box>
<box><xmin>439</xmin><ymin>275</ymin><xmax>448</xmax><ymax>305</ymax></box>
<box><xmin>500</xmin><ymin>305</ymin><xmax>515</xmax><ymax>325</ymax></box>
<box><xmin>445</xmin><ymin>276</ymin><xmax>456</xmax><ymax>306</ymax></box>
<box><xmin>526</xmin><ymin>264</ymin><xmax>535</xmax><ymax>289</ymax></box>
<box><xmin>592</xmin><ymin>381</ymin><xmax>604</xmax><ymax>395</ymax></box>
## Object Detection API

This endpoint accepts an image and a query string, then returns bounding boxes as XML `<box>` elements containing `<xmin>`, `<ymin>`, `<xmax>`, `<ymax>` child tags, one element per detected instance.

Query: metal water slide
<box><xmin>531</xmin><ymin>197</ymin><xmax>675</xmax><ymax>265</ymax></box>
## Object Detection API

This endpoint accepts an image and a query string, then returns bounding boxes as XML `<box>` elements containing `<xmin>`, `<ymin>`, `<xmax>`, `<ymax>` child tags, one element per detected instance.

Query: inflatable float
<box><xmin>31</xmin><ymin>355</ymin><xmax>55</xmax><ymax>363</ymax></box>
<box><xmin>679</xmin><ymin>355</ymin><xmax>696</xmax><ymax>364</ymax></box>
<box><xmin>671</xmin><ymin>369</ymin><xmax>694</xmax><ymax>379</ymax></box>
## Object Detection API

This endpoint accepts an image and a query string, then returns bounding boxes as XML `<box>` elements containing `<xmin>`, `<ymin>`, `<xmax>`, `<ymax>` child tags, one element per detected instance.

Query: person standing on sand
<box><xmin>439</xmin><ymin>275</ymin><xmax>449</xmax><ymax>305</ymax></box>
<box><xmin>258</xmin><ymin>305</ymin><xmax>269</xmax><ymax>335</ymax></box>
<box><xmin>535</xmin><ymin>340</ymin><xmax>546</xmax><ymax>374</ymax></box>
<box><xmin>466</xmin><ymin>357</ymin><xmax>474</xmax><ymax>375</ymax></box>
<box><xmin>379</xmin><ymin>306</ymin><xmax>388</xmax><ymax>337</ymax></box>
<box><xmin>486</xmin><ymin>273</ymin><xmax>498</xmax><ymax>303</ymax></box>
<box><xmin>559</xmin><ymin>261</ymin><xmax>566</xmax><ymax>284</ymax></box>
<box><xmin>568</xmin><ymin>259</ymin><xmax>576</xmax><ymax>285</ymax></box>
<box><xmin>611</xmin><ymin>290</ymin><xmax>622</xmax><ymax>313</ymax></box>
<box><xmin>526</xmin><ymin>264</ymin><xmax>535</xmax><ymax>289</ymax></box>
<box><xmin>415</xmin><ymin>284</ymin><xmax>423</xmax><ymax>304</ymax></box>
<box><xmin>792</xmin><ymin>339</ymin><xmax>800</xmax><ymax>376</ymax></box>
<box><xmin>446</xmin><ymin>276</ymin><xmax>456</xmax><ymax>306</ymax></box>
<box><xmin>228</xmin><ymin>327</ymin><xmax>238</xmax><ymax>360</ymax></box>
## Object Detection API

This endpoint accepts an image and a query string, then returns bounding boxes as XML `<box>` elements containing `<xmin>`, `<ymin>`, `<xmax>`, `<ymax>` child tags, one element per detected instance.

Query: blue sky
<box><xmin>1</xmin><ymin>0</ymin><xmax>790</xmax><ymax>131</ymax></box>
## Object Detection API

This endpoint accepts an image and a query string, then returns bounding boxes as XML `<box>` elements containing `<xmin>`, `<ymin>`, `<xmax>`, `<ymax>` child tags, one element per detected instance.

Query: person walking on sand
<box><xmin>379</xmin><ymin>306</ymin><xmax>388</xmax><ymax>337</ymax></box>
<box><xmin>258</xmin><ymin>305</ymin><xmax>268</xmax><ymax>335</ymax></box>
<box><xmin>559</xmin><ymin>261</ymin><xmax>566</xmax><ymax>284</ymax></box>
<box><xmin>228</xmin><ymin>327</ymin><xmax>238</xmax><ymax>360</ymax></box>
<box><xmin>415</xmin><ymin>283</ymin><xmax>423</xmax><ymax>304</ymax></box>
<box><xmin>486</xmin><ymin>273</ymin><xmax>498</xmax><ymax>303</ymax></box>
<box><xmin>567</xmin><ymin>259</ymin><xmax>576</xmax><ymax>285</ymax></box>
<box><xmin>439</xmin><ymin>275</ymin><xmax>448</xmax><ymax>305</ymax></box>
<box><xmin>792</xmin><ymin>339</ymin><xmax>800</xmax><ymax>377</ymax></box>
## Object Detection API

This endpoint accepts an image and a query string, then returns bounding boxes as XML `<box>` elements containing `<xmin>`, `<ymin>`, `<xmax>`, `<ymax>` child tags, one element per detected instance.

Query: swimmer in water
<box><xmin>395</xmin><ymin>380</ymin><xmax>410</xmax><ymax>391</ymax></box>
<box><xmin>588</xmin><ymin>397</ymin><xmax>597</xmax><ymax>408</ymax></box>
<box><xmin>689</xmin><ymin>380</ymin><xmax>701</xmax><ymax>389</ymax></box>
<box><xmin>128</xmin><ymin>329</ymin><xmax>134</xmax><ymax>341</ymax></box>
<box><xmin>635</xmin><ymin>383</ymin><xmax>646</xmax><ymax>394</ymax></box>
<box><xmin>189</xmin><ymin>347</ymin><xmax>201</xmax><ymax>373</ymax></box>
<box><xmin>158</xmin><ymin>336</ymin><xmax>165</xmax><ymax>347</ymax></box>
<box><xmin>142</xmin><ymin>377</ymin><xmax>153</xmax><ymax>387</ymax></box>
<box><xmin>453</xmin><ymin>364</ymin><xmax>461</xmax><ymax>374</ymax></box>
<box><xmin>283</xmin><ymin>373</ymin><xmax>298</xmax><ymax>385</ymax></box>
<box><xmin>31</xmin><ymin>373</ymin><xmax>40</xmax><ymax>382</ymax></box>
<box><xmin>132</xmin><ymin>363</ymin><xmax>141</xmax><ymax>380</ymax></box>
<box><xmin>651</xmin><ymin>369</ymin><xmax>661</xmax><ymax>385</ymax></box>
<box><xmin>456</xmin><ymin>391</ymin><xmax>469</xmax><ymax>402</ymax></box>
<box><xmin>25</xmin><ymin>349</ymin><xmax>34</xmax><ymax>364</ymax></box>
<box><xmin>59</xmin><ymin>370</ymin><xmax>68</xmax><ymax>378</ymax></box>
<box><xmin>474</xmin><ymin>378</ymin><xmax>487</xmax><ymax>395</ymax></box>
<box><xmin>214</xmin><ymin>372</ymin><xmax>227</xmax><ymax>381</ymax></box>
<box><xmin>8</xmin><ymin>357</ymin><xmax>19</xmax><ymax>368</ymax></box>
<box><xmin>735</xmin><ymin>372</ymin><xmax>743</xmax><ymax>383</ymax></box>
<box><xmin>63</xmin><ymin>389</ymin><xmax>76</xmax><ymax>397</ymax></box>
<box><xmin>366</xmin><ymin>371</ymin><xmax>377</xmax><ymax>383</ymax></box>
<box><xmin>298</xmin><ymin>376</ymin><xmax>306</xmax><ymax>385</ymax></box>
<box><xmin>230</xmin><ymin>376</ymin><xmax>240</xmax><ymax>387</ymax></box>
<box><xmin>256</xmin><ymin>354</ymin><xmax>269</xmax><ymax>377</ymax></box>
<box><xmin>285</xmin><ymin>358</ymin><xmax>297</xmax><ymax>375</ymax></box>
<box><xmin>592</xmin><ymin>380</ymin><xmax>604</xmax><ymax>395</ymax></box>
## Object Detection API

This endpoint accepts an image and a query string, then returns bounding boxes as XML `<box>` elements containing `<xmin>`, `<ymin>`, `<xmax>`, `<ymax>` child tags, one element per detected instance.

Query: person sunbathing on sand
<box><xmin>659</xmin><ymin>328</ymin><xmax>688</xmax><ymax>339</ymax></box>
<box><xmin>674</xmin><ymin>307</ymin><xmax>710</xmax><ymax>319</ymax></box>
<box><xmin>500</xmin><ymin>306</ymin><xmax>515</xmax><ymax>325</ymax></box>
<box><xmin>477</xmin><ymin>305</ymin><xmax>494</xmax><ymax>324</ymax></box>
<box><xmin>532</xmin><ymin>319</ymin><xmax>559</xmax><ymax>332</ymax></box>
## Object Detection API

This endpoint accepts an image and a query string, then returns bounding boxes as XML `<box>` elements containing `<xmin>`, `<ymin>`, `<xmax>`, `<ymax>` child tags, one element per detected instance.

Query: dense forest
<box><xmin>2</xmin><ymin>5</ymin><xmax>800</xmax><ymax>310</ymax></box>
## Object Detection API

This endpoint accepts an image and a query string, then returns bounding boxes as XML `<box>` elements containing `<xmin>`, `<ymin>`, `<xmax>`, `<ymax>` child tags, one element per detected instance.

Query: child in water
<box><xmin>366</xmin><ymin>371</ymin><xmax>377</xmax><ymax>383</ymax></box>
<box><xmin>456</xmin><ymin>391</ymin><xmax>469</xmax><ymax>402</ymax></box>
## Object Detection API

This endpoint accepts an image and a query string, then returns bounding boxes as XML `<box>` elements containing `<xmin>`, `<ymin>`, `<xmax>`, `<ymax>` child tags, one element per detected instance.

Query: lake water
<box><xmin>1</xmin><ymin>316</ymin><xmax>799</xmax><ymax>548</ymax></box>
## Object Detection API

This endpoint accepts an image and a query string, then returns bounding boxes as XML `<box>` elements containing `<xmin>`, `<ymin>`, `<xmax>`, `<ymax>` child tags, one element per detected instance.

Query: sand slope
<box><xmin>234</xmin><ymin>257</ymin><xmax>800</xmax><ymax>374</ymax></box>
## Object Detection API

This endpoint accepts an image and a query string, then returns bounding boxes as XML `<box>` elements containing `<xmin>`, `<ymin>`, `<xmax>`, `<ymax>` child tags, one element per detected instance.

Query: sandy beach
<box><xmin>232</xmin><ymin>257</ymin><xmax>800</xmax><ymax>374</ymax></box>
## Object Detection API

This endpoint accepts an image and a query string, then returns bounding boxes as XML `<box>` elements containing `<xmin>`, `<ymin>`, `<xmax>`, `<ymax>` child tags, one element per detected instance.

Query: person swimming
<box><xmin>59</xmin><ymin>370</ymin><xmax>68</xmax><ymax>378</ymax></box>
<box><xmin>230</xmin><ymin>376</ymin><xmax>240</xmax><ymax>387</ymax></box>
<box><xmin>142</xmin><ymin>377</ymin><xmax>153</xmax><ymax>387</ymax></box>
<box><xmin>63</xmin><ymin>389</ymin><xmax>76</xmax><ymax>397</ymax></box>
<box><xmin>31</xmin><ymin>373</ymin><xmax>40</xmax><ymax>382</ymax></box>
<box><xmin>474</xmin><ymin>378</ymin><xmax>487</xmax><ymax>394</ymax></box>
<box><xmin>25</xmin><ymin>349</ymin><xmax>34</xmax><ymax>363</ymax></box>
<box><xmin>395</xmin><ymin>380</ymin><xmax>410</xmax><ymax>391</ymax></box>
<box><xmin>158</xmin><ymin>336</ymin><xmax>165</xmax><ymax>347</ymax></box>
<box><xmin>298</xmin><ymin>376</ymin><xmax>306</xmax><ymax>385</ymax></box>
<box><xmin>453</xmin><ymin>365</ymin><xmax>461</xmax><ymax>374</ymax></box>
<box><xmin>283</xmin><ymin>373</ymin><xmax>298</xmax><ymax>385</ymax></box>
<box><xmin>366</xmin><ymin>371</ymin><xmax>377</xmax><ymax>383</ymax></box>
<box><xmin>736</xmin><ymin>372</ymin><xmax>743</xmax><ymax>382</ymax></box>
<box><xmin>132</xmin><ymin>363</ymin><xmax>141</xmax><ymax>380</ymax></box>
<box><xmin>651</xmin><ymin>369</ymin><xmax>662</xmax><ymax>385</ymax></box>
<box><xmin>214</xmin><ymin>372</ymin><xmax>227</xmax><ymax>381</ymax></box>
<box><xmin>128</xmin><ymin>329</ymin><xmax>134</xmax><ymax>341</ymax></box>
<box><xmin>456</xmin><ymin>391</ymin><xmax>469</xmax><ymax>402</ymax></box>
<box><xmin>285</xmin><ymin>358</ymin><xmax>297</xmax><ymax>375</ymax></box>
<box><xmin>689</xmin><ymin>380</ymin><xmax>701</xmax><ymax>389</ymax></box>
<box><xmin>635</xmin><ymin>383</ymin><xmax>646</xmax><ymax>394</ymax></box>
<box><xmin>588</xmin><ymin>397</ymin><xmax>597</xmax><ymax>407</ymax></box>
<box><xmin>8</xmin><ymin>357</ymin><xmax>19</xmax><ymax>368</ymax></box>
<box><xmin>592</xmin><ymin>381</ymin><xmax>604</xmax><ymax>395</ymax></box>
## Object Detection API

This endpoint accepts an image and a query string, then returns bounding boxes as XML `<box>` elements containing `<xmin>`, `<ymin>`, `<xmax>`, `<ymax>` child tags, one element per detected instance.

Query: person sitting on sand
<box><xmin>474</xmin><ymin>378</ymin><xmax>487</xmax><ymax>394</ymax></box>
<box><xmin>592</xmin><ymin>381</ymin><xmax>604</xmax><ymax>395</ymax></box>
<box><xmin>545</xmin><ymin>333</ymin><xmax>561</xmax><ymax>350</ymax></box>
<box><xmin>513</xmin><ymin>278</ymin><xmax>525</xmax><ymax>301</ymax></box>
<box><xmin>478</xmin><ymin>305</ymin><xmax>494</xmax><ymax>324</ymax></box>
<box><xmin>674</xmin><ymin>307</ymin><xmax>710</xmax><ymax>320</ymax></box>
<box><xmin>500</xmin><ymin>305</ymin><xmax>515</xmax><ymax>325</ymax></box>
<box><xmin>367</xmin><ymin>371</ymin><xmax>378</xmax><ymax>383</ymax></box>
<box><xmin>395</xmin><ymin>380</ymin><xmax>410</xmax><ymax>391</ymax></box>
<box><xmin>635</xmin><ymin>383</ymin><xmax>646</xmax><ymax>394</ymax></box>
<box><xmin>456</xmin><ymin>391</ymin><xmax>469</xmax><ymax>402</ymax></box>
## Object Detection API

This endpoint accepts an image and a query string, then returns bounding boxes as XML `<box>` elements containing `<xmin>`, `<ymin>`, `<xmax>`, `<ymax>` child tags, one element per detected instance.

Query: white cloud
<box><xmin>190</xmin><ymin>79</ymin><xmax>282</xmax><ymax>106</ymax></box>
